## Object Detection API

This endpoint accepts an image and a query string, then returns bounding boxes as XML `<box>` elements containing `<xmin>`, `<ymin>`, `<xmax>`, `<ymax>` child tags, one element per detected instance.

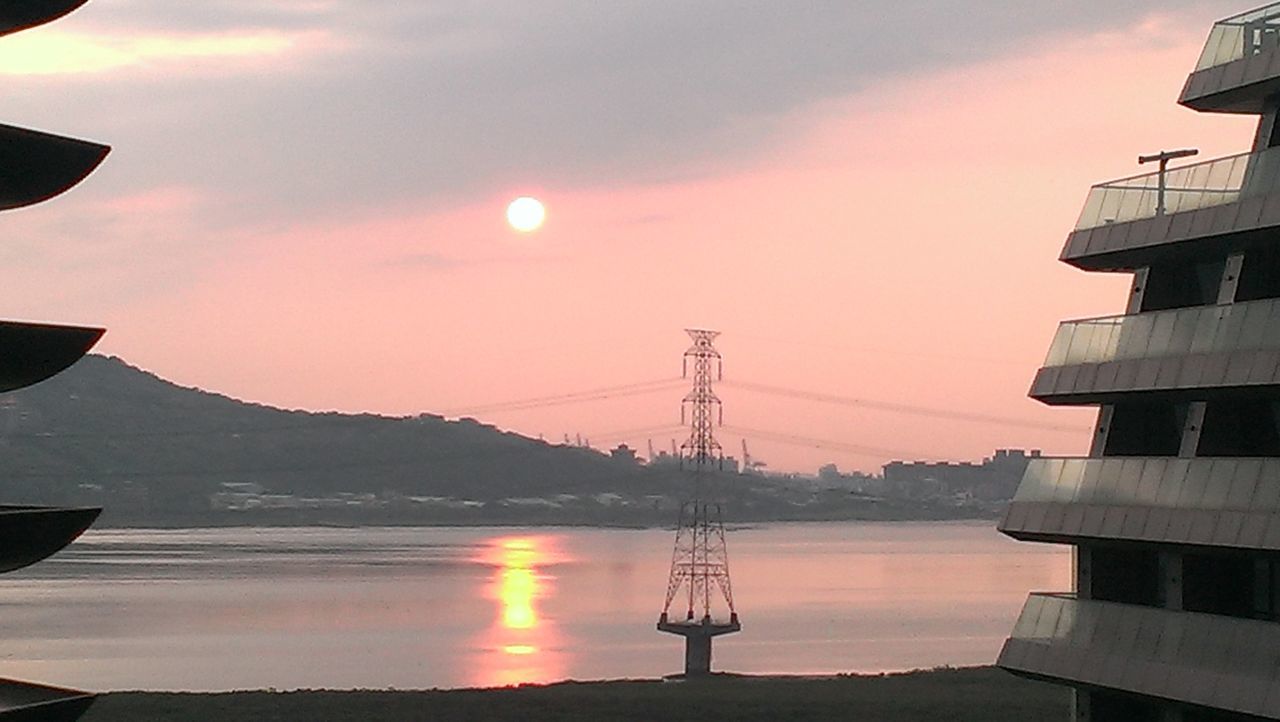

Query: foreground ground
<box><xmin>80</xmin><ymin>666</ymin><xmax>1067</xmax><ymax>722</ymax></box>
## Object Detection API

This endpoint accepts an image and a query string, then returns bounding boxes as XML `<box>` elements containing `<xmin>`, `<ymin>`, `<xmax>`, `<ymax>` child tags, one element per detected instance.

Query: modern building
<box><xmin>998</xmin><ymin>5</ymin><xmax>1280</xmax><ymax>721</ymax></box>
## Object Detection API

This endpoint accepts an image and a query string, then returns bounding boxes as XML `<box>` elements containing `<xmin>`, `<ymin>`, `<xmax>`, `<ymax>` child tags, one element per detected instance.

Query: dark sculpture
<box><xmin>0</xmin><ymin>125</ymin><xmax>108</xmax><ymax>211</ymax></box>
<box><xmin>0</xmin><ymin>2</ymin><xmax>110</xmax><ymax>720</ymax></box>
<box><xmin>0</xmin><ymin>1</ymin><xmax>89</xmax><ymax>38</ymax></box>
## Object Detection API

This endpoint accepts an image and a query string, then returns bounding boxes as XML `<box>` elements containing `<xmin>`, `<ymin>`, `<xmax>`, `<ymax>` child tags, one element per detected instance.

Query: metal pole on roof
<box><xmin>1139</xmin><ymin>148</ymin><xmax>1199</xmax><ymax>216</ymax></box>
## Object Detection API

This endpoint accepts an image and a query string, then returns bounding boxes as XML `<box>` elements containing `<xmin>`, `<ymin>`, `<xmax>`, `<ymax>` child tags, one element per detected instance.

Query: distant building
<box><xmin>644</xmin><ymin>449</ymin><xmax>738</xmax><ymax>473</ymax></box>
<box><xmin>881</xmin><ymin>449</ymin><xmax>1039</xmax><ymax>501</ymax></box>
<box><xmin>609</xmin><ymin>444</ymin><xmax>639</xmax><ymax>464</ymax></box>
<box><xmin>648</xmin><ymin>450</ymin><xmax>681</xmax><ymax>467</ymax></box>
<box><xmin>999</xmin><ymin>8</ymin><xmax>1280</xmax><ymax>721</ymax></box>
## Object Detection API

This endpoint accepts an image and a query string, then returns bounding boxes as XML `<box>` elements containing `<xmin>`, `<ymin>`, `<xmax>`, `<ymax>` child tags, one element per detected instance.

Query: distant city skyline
<box><xmin>1</xmin><ymin>1</ymin><xmax>1259</xmax><ymax>472</ymax></box>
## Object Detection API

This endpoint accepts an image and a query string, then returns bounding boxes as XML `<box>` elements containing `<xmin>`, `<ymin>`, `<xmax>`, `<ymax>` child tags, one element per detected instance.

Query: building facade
<box><xmin>998</xmin><ymin>6</ymin><xmax>1280</xmax><ymax>721</ymax></box>
<box><xmin>883</xmin><ymin>448</ymin><xmax>1039</xmax><ymax>501</ymax></box>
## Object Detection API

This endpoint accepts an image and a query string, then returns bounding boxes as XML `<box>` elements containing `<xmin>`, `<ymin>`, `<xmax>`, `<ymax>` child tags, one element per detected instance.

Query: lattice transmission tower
<box><xmin>657</xmin><ymin>329</ymin><xmax>740</xmax><ymax>678</ymax></box>
<box><xmin>679</xmin><ymin>329</ymin><xmax>723</xmax><ymax>465</ymax></box>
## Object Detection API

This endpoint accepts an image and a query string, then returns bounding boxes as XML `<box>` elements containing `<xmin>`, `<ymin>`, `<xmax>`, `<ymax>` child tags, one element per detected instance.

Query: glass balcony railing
<box><xmin>1003</xmin><ymin>592</ymin><xmax>1280</xmax><ymax>716</ymax></box>
<box><xmin>1043</xmin><ymin>298</ymin><xmax>1280</xmax><ymax>368</ymax></box>
<box><xmin>1073</xmin><ymin>148</ymin><xmax>1280</xmax><ymax>230</ymax></box>
<box><xmin>1195</xmin><ymin>3</ymin><xmax>1280</xmax><ymax>71</ymax></box>
<box><xmin>1010</xmin><ymin>457</ymin><xmax>1280</xmax><ymax>513</ymax></box>
<box><xmin>1001</xmin><ymin>457</ymin><xmax>1280</xmax><ymax>549</ymax></box>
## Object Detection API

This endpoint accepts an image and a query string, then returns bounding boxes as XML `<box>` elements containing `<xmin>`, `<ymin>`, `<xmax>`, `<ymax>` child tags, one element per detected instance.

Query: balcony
<box><xmin>1030</xmin><ymin>298</ymin><xmax>1280</xmax><ymax>402</ymax></box>
<box><xmin>1000</xmin><ymin>457</ymin><xmax>1280</xmax><ymax>550</ymax></box>
<box><xmin>1181</xmin><ymin>3</ymin><xmax>1280</xmax><ymax>112</ymax></box>
<box><xmin>999</xmin><ymin>593</ymin><xmax>1280</xmax><ymax>718</ymax></box>
<box><xmin>1073</xmin><ymin>152</ymin><xmax>1251</xmax><ymax>231</ymax></box>
<box><xmin>1061</xmin><ymin>147</ymin><xmax>1280</xmax><ymax>270</ymax></box>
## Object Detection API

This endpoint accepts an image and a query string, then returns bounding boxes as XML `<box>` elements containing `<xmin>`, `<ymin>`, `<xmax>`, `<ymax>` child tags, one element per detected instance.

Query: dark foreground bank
<box><xmin>79</xmin><ymin>667</ymin><xmax>1066</xmax><ymax>722</ymax></box>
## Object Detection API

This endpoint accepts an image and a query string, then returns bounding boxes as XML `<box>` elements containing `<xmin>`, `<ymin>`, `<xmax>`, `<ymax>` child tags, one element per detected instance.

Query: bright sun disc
<box><xmin>506</xmin><ymin>197</ymin><xmax>546</xmax><ymax>232</ymax></box>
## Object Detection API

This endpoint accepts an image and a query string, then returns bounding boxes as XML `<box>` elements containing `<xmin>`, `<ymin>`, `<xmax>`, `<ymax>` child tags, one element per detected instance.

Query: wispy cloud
<box><xmin>1</xmin><ymin>0</ymin><xmax>1257</xmax><ymax>471</ymax></box>
<box><xmin>5</xmin><ymin>1</ymin><xmax>1236</xmax><ymax>229</ymax></box>
<box><xmin>0</xmin><ymin>28</ymin><xmax>333</xmax><ymax>75</ymax></box>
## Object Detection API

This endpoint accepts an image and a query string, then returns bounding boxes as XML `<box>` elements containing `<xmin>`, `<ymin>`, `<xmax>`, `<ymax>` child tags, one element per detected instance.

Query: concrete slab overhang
<box><xmin>1179</xmin><ymin>50</ymin><xmax>1280</xmax><ymax>114</ymax></box>
<box><xmin>999</xmin><ymin>593</ymin><xmax>1280</xmax><ymax>719</ymax></box>
<box><xmin>1181</xmin><ymin>3</ymin><xmax>1280</xmax><ymax>113</ymax></box>
<box><xmin>1000</xmin><ymin>457</ymin><xmax>1280</xmax><ymax>551</ymax></box>
<box><xmin>1029</xmin><ymin>299</ymin><xmax>1280</xmax><ymax>404</ymax></box>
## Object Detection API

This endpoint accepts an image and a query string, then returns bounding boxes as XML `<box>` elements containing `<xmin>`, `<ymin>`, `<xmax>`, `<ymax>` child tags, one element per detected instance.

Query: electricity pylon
<box><xmin>657</xmin><ymin>329</ymin><xmax>740</xmax><ymax>678</ymax></box>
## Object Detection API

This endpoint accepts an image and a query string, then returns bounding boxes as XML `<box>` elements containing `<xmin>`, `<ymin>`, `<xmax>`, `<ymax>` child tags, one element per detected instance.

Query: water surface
<box><xmin>0</xmin><ymin>522</ymin><xmax>1068</xmax><ymax>690</ymax></box>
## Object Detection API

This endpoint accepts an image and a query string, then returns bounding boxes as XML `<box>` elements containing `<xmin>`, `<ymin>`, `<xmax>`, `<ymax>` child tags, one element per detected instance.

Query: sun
<box><xmin>506</xmin><ymin>196</ymin><xmax>546</xmax><ymax>233</ymax></box>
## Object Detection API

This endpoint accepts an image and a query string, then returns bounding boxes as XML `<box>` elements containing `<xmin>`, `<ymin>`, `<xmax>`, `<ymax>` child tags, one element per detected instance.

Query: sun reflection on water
<box><xmin>499</xmin><ymin>540</ymin><xmax>538</xmax><ymax>630</ymax></box>
<box><xmin>473</xmin><ymin>535</ymin><xmax>569</xmax><ymax>687</ymax></box>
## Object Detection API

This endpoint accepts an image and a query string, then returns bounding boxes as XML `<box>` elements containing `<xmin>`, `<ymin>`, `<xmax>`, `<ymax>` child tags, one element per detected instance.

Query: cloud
<box><xmin>0</xmin><ymin>28</ymin><xmax>329</xmax><ymax>75</ymax></box>
<box><xmin>4</xmin><ymin>1</ymin><xmax>1242</xmax><ymax>230</ymax></box>
<box><xmin>23</xmin><ymin>1</ymin><xmax>1251</xmax><ymax>471</ymax></box>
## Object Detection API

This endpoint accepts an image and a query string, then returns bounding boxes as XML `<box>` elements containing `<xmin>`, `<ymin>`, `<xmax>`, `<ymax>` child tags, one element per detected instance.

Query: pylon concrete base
<box><xmin>657</xmin><ymin>613</ymin><xmax>740</xmax><ymax>677</ymax></box>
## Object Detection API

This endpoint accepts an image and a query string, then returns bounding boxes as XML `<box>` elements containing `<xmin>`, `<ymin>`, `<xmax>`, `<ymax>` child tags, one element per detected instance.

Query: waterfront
<box><xmin>0</xmin><ymin>522</ymin><xmax>1068</xmax><ymax>691</ymax></box>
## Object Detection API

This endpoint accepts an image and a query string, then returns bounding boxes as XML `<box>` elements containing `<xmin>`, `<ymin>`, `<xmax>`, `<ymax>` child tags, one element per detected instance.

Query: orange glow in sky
<box><xmin>9</xmin><ymin>4</ymin><xmax>1259</xmax><ymax>474</ymax></box>
<box><xmin>0</xmin><ymin>29</ymin><xmax>319</xmax><ymax>75</ymax></box>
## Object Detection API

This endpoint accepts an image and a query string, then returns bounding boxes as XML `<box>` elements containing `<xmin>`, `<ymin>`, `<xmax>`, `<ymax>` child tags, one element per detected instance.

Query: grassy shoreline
<box><xmin>80</xmin><ymin>666</ymin><xmax>1068</xmax><ymax>721</ymax></box>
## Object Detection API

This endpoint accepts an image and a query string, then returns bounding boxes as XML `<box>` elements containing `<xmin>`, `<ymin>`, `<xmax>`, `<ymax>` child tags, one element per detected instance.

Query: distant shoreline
<box><xmin>86</xmin><ymin>514</ymin><xmax>1000</xmax><ymax>531</ymax></box>
<box><xmin>89</xmin><ymin>504</ymin><xmax>1001</xmax><ymax>530</ymax></box>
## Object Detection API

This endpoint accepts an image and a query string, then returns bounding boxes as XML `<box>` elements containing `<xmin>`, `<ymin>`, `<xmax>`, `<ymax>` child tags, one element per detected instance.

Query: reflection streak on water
<box><xmin>475</xmin><ymin>535</ymin><xmax>568</xmax><ymax>687</ymax></box>
<box><xmin>498</xmin><ymin>540</ymin><xmax>538</xmax><ymax>631</ymax></box>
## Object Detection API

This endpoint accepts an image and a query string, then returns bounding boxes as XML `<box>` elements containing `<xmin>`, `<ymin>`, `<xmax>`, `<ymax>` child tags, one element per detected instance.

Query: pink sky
<box><xmin>3</xmin><ymin>3</ymin><xmax>1261</xmax><ymax>473</ymax></box>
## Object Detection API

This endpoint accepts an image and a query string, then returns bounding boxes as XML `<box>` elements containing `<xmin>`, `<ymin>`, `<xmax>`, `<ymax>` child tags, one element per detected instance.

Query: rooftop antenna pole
<box><xmin>1138</xmin><ymin>148</ymin><xmax>1198</xmax><ymax>217</ymax></box>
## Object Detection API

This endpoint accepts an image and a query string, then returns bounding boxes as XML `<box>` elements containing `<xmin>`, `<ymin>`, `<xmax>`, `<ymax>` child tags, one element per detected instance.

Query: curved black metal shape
<box><xmin>0</xmin><ymin>506</ymin><xmax>100</xmax><ymax>574</ymax></box>
<box><xmin>0</xmin><ymin>677</ymin><xmax>94</xmax><ymax>721</ymax></box>
<box><xmin>0</xmin><ymin>1</ymin><xmax>90</xmax><ymax>38</ymax></box>
<box><xmin>0</xmin><ymin>321</ymin><xmax>103</xmax><ymax>393</ymax></box>
<box><xmin>0</xmin><ymin>124</ymin><xmax>109</xmax><ymax>212</ymax></box>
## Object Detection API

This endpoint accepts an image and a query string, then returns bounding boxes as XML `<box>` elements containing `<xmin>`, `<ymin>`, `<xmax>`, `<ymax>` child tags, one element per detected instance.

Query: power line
<box><xmin>729</xmin><ymin>331</ymin><xmax>1031</xmax><ymax>368</ymax></box>
<box><xmin>588</xmin><ymin>424</ymin><xmax>687</xmax><ymax>444</ymax></box>
<box><xmin>722</xmin><ymin>424</ymin><xmax>929</xmax><ymax>461</ymax></box>
<box><xmin>439</xmin><ymin>378</ymin><xmax>683</xmax><ymax>416</ymax></box>
<box><xmin>721</xmin><ymin>379</ymin><xmax>1085</xmax><ymax>433</ymax></box>
<box><xmin>0</xmin><ymin>373</ymin><xmax>1084</xmax><ymax>457</ymax></box>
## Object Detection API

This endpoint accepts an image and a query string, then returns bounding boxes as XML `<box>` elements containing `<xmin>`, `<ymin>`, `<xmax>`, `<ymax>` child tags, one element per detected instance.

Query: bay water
<box><xmin>0</xmin><ymin>521</ymin><xmax>1068</xmax><ymax>691</ymax></box>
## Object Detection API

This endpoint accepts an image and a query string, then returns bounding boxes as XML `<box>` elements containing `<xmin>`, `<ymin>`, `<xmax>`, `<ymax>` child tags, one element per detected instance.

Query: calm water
<box><xmin>0</xmin><ymin>522</ymin><xmax>1068</xmax><ymax>691</ymax></box>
